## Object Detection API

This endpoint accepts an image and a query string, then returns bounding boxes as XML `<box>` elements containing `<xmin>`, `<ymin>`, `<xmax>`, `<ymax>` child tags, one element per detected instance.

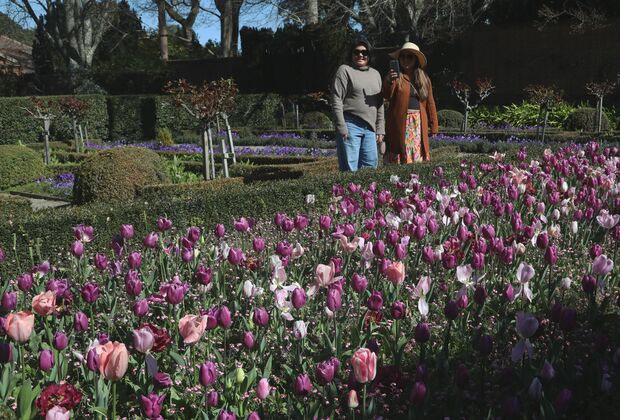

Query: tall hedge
<box><xmin>0</xmin><ymin>95</ymin><xmax>108</xmax><ymax>145</ymax></box>
<box><xmin>107</xmin><ymin>95</ymin><xmax>156</xmax><ymax>142</ymax></box>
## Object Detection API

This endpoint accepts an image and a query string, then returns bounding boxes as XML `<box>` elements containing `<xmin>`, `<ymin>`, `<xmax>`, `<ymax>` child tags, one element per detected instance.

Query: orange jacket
<box><xmin>382</xmin><ymin>73</ymin><xmax>438</xmax><ymax>161</ymax></box>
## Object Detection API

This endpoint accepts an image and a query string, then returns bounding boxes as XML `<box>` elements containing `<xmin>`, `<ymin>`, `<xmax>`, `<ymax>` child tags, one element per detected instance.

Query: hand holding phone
<box><xmin>389</xmin><ymin>60</ymin><xmax>400</xmax><ymax>80</ymax></box>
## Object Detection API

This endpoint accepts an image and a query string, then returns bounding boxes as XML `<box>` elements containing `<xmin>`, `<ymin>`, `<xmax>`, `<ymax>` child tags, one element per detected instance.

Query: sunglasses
<box><xmin>353</xmin><ymin>49</ymin><xmax>369</xmax><ymax>57</ymax></box>
<box><xmin>400</xmin><ymin>53</ymin><xmax>416</xmax><ymax>60</ymax></box>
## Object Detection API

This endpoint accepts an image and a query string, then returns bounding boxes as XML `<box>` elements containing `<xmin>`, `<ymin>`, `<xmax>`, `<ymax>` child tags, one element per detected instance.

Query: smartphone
<box><xmin>389</xmin><ymin>59</ymin><xmax>400</xmax><ymax>74</ymax></box>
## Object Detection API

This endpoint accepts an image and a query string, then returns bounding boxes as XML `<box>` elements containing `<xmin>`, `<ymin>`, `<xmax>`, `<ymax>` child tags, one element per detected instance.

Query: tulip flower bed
<box><xmin>1</xmin><ymin>143</ymin><xmax>620</xmax><ymax>419</ymax></box>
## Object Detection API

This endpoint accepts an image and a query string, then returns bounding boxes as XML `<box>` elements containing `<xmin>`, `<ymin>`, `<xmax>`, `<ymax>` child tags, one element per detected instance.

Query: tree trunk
<box><xmin>216</xmin><ymin>0</ymin><xmax>243</xmax><ymax>57</ymax></box>
<box><xmin>307</xmin><ymin>0</ymin><xmax>319</xmax><ymax>24</ymax></box>
<box><xmin>598</xmin><ymin>97</ymin><xmax>604</xmax><ymax>132</ymax></box>
<box><xmin>157</xmin><ymin>0</ymin><xmax>169</xmax><ymax>61</ymax></box>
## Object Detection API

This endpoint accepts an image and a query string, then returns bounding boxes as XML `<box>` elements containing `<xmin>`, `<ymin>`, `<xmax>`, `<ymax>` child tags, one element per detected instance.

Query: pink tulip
<box><xmin>5</xmin><ymin>312</ymin><xmax>35</xmax><ymax>343</ymax></box>
<box><xmin>385</xmin><ymin>261</ymin><xmax>405</xmax><ymax>285</ymax></box>
<box><xmin>133</xmin><ymin>327</ymin><xmax>155</xmax><ymax>353</ymax></box>
<box><xmin>257</xmin><ymin>378</ymin><xmax>270</xmax><ymax>400</ymax></box>
<box><xmin>46</xmin><ymin>406</ymin><xmax>71</xmax><ymax>420</ymax></box>
<box><xmin>178</xmin><ymin>315</ymin><xmax>207</xmax><ymax>344</ymax></box>
<box><xmin>351</xmin><ymin>348</ymin><xmax>377</xmax><ymax>383</ymax></box>
<box><xmin>32</xmin><ymin>291</ymin><xmax>57</xmax><ymax>316</ymax></box>
<box><xmin>96</xmin><ymin>341</ymin><xmax>129</xmax><ymax>381</ymax></box>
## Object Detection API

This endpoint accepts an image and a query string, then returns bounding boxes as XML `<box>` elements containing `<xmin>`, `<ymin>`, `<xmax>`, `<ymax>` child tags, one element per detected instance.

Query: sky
<box><xmin>140</xmin><ymin>4</ymin><xmax>282</xmax><ymax>45</ymax></box>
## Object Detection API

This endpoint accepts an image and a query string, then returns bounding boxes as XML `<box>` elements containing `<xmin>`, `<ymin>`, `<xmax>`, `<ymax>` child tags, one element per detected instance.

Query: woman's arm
<box><xmin>382</xmin><ymin>73</ymin><xmax>398</xmax><ymax>100</ymax></box>
<box><xmin>426</xmin><ymin>78</ymin><xmax>439</xmax><ymax>135</ymax></box>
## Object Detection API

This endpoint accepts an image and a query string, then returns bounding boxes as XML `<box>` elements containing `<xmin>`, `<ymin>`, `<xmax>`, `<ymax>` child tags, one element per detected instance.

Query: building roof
<box><xmin>0</xmin><ymin>35</ymin><xmax>34</xmax><ymax>74</ymax></box>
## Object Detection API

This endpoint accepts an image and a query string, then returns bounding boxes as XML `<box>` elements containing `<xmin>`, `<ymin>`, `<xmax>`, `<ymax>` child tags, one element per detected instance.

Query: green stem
<box><xmin>363</xmin><ymin>384</ymin><xmax>367</xmax><ymax>420</ymax></box>
<box><xmin>112</xmin><ymin>381</ymin><xmax>117</xmax><ymax>419</ymax></box>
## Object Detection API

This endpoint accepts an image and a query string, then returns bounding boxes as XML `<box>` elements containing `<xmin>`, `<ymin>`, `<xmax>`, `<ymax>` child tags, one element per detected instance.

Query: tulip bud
<box><xmin>293</xmin><ymin>374</ymin><xmax>312</xmax><ymax>396</ymax></box>
<box><xmin>257</xmin><ymin>378</ymin><xmax>270</xmax><ymax>400</ymax></box>
<box><xmin>0</xmin><ymin>343</ymin><xmax>13</xmax><ymax>364</ymax></box>
<box><xmin>120</xmin><ymin>224</ymin><xmax>134</xmax><ymax>239</ymax></box>
<box><xmin>39</xmin><ymin>349</ymin><xmax>54</xmax><ymax>371</ymax></box>
<box><xmin>540</xmin><ymin>360</ymin><xmax>555</xmax><ymax>380</ymax></box>
<box><xmin>293</xmin><ymin>321</ymin><xmax>307</xmax><ymax>340</ymax></box>
<box><xmin>217</xmin><ymin>306</ymin><xmax>232</xmax><ymax>329</ymax></box>
<box><xmin>53</xmin><ymin>331</ymin><xmax>68</xmax><ymax>351</ymax></box>
<box><xmin>391</xmin><ymin>301</ymin><xmax>406</xmax><ymax>319</ymax></box>
<box><xmin>326</xmin><ymin>288</ymin><xmax>342</xmax><ymax>312</ymax></box>
<box><xmin>291</xmin><ymin>288</ymin><xmax>307</xmax><ymax>309</ymax></box>
<box><xmin>347</xmin><ymin>390</ymin><xmax>359</xmax><ymax>408</ymax></box>
<box><xmin>86</xmin><ymin>347</ymin><xmax>99</xmax><ymax>371</ymax></box>
<box><xmin>444</xmin><ymin>300</ymin><xmax>459</xmax><ymax>320</ymax></box>
<box><xmin>351</xmin><ymin>273</ymin><xmax>368</xmax><ymax>293</ymax></box>
<box><xmin>74</xmin><ymin>311</ymin><xmax>89</xmax><ymax>332</ymax></box>
<box><xmin>529</xmin><ymin>377</ymin><xmax>542</xmax><ymax>401</ymax></box>
<box><xmin>252</xmin><ymin>237</ymin><xmax>265</xmax><ymax>253</ymax></box>
<box><xmin>128</xmin><ymin>251</ymin><xmax>142</xmax><ymax>269</ymax></box>
<box><xmin>207</xmin><ymin>390</ymin><xmax>219</xmax><ymax>407</ymax></box>
<box><xmin>1</xmin><ymin>292</ymin><xmax>16</xmax><ymax>311</ymax></box>
<box><xmin>235</xmin><ymin>367</ymin><xmax>245</xmax><ymax>384</ymax></box>
<box><xmin>414</xmin><ymin>322</ymin><xmax>430</xmax><ymax>343</ymax></box>
<box><xmin>200</xmin><ymin>361</ymin><xmax>217</xmax><ymax>387</ymax></box>
<box><xmin>133</xmin><ymin>299</ymin><xmax>149</xmax><ymax>317</ymax></box>
<box><xmin>410</xmin><ymin>381</ymin><xmax>427</xmax><ymax>405</ymax></box>
<box><xmin>474</xmin><ymin>286</ymin><xmax>487</xmax><ymax>305</ymax></box>
<box><xmin>242</xmin><ymin>331</ymin><xmax>255</xmax><ymax>350</ymax></box>
<box><xmin>367</xmin><ymin>290</ymin><xmax>383</xmax><ymax>311</ymax></box>
<box><xmin>70</xmin><ymin>240</ymin><xmax>84</xmax><ymax>258</ymax></box>
<box><xmin>17</xmin><ymin>273</ymin><xmax>33</xmax><ymax>292</ymax></box>
<box><xmin>153</xmin><ymin>372</ymin><xmax>173</xmax><ymax>388</ymax></box>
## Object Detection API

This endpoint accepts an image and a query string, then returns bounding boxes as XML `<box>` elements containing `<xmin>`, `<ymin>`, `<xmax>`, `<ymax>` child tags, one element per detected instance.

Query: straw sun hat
<box><xmin>389</xmin><ymin>42</ymin><xmax>427</xmax><ymax>68</ymax></box>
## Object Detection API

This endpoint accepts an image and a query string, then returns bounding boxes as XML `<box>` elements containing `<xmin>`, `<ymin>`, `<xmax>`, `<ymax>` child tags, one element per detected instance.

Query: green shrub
<box><xmin>437</xmin><ymin>110</ymin><xmax>464</xmax><ymax>129</ymax></box>
<box><xmin>154</xmin><ymin>96</ymin><xmax>200</xmax><ymax>136</ymax></box>
<box><xmin>73</xmin><ymin>147</ymin><xmax>169</xmax><ymax>204</ymax></box>
<box><xmin>0</xmin><ymin>194</ymin><xmax>32</xmax><ymax>220</ymax></box>
<box><xmin>0</xmin><ymin>145</ymin><xmax>45</xmax><ymax>189</ymax></box>
<box><xmin>157</xmin><ymin>127</ymin><xmax>174</xmax><ymax>147</ymax></box>
<box><xmin>107</xmin><ymin>95</ymin><xmax>156</xmax><ymax>142</ymax></box>
<box><xmin>470</xmin><ymin>101</ymin><xmax>576</xmax><ymax>128</ymax></box>
<box><xmin>229</xmin><ymin>94</ymin><xmax>282</xmax><ymax>128</ymax></box>
<box><xmin>563</xmin><ymin>107</ymin><xmax>610</xmax><ymax>131</ymax></box>
<box><xmin>302</xmin><ymin>111</ymin><xmax>333</xmax><ymax>129</ymax></box>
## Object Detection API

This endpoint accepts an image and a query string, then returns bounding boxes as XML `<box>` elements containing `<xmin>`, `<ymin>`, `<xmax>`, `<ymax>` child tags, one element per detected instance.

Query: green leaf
<box><xmin>262</xmin><ymin>355</ymin><xmax>273</xmax><ymax>379</ymax></box>
<box><xmin>169</xmin><ymin>351</ymin><xmax>186</xmax><ymax>366</ymax></box>
<box><xmin>90</xmin><ymin>406</ymin><xmax>109</xmax><ymax>417</ymax></box>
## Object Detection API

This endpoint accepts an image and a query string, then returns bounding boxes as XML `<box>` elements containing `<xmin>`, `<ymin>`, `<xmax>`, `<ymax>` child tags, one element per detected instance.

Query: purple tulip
<box><xmin>195</xmin><ymin>265</ymin><xmax>213</xmax><ymax>285</ymax></box>
<box><xmin>252</xmin><ymin>237</ymin><xmax>265</xmax><ymax>253</ymax></box>
<box><xmin>181</xmin><ymin>248</ymin><xmax>194</xmax><ymax>264</ymax></box>
<box><xmin>86</xmin><ymin>348</ymin><xmax>99</xmax><ymax>371</ymax></box>
<box><xmin>157</xmin><ymin>217</ymin><xmax>173</xmax><ymax>232</ymax></box>
<box><xmin>74</xmin><ymin>311</ymin><xmax>89</xmax><ymax>332</ymax></box>
<box><xmin>367</xmin><ymin>290</ymin><xmax>383</xmax><ymax>311</ymax></box>
<box><xmin>540</xmin><ymin>360</ymin><xmax>555</xmax><ymax>380</ymax></box>
<box><xmin>319</xmin><ymin>215</ymin><xmax>332</xmax><ymax>230</ymax></box>
<box><xmin>592</xmin><ymin>254</ymin><xmax>613</xmax><ymax>276</ymax></box>
<box><xmin>73</xmin><ymin>224</ymin><xmax>94</xmax><ymax>242</ymax></box>
<box><xmin>207</xmin><ymin>390</ymin><xmax>219</xmax><ymax>407</ymax></box>
<box><xmin>415</xmin><ymin>322</ymin><xmax>430</xmax><ymax>343</ymax></box>
<box><xmin>471</xmin><ymin>253</ymin><xmax>485</xmax><ymax>270</ymax></box>
<box><xmin>326</xmin><ymin>288</ymin><xmax>342</xmax><ymax>312</ymax></box>
<box><xmin>81</xmin><ymin>282</ymin><xmax>100</xmax><ymax>303</ymax></box>
<box><xmin>1</xmin><ymin>292</ymin><xmax>16</xmax><ymax>311</ymax></box>
<box><xmin>291</xmin><ymin>288</ymin><xmax>307</xmax><ymax>309</ymax></box>
<box><xmin>242</xmin><ymin>331</ymin><xmax>255</xmax><ymax>350</ymax></box>
<box><xmin>110</xmin><ymin>236</ymin><xmax>123</xmax><ymax>257</ymax></box>
<box><xmin>214</xmin><ymin>224</ymin><xmax>225</xmax><ymax>238</ymax></box>
<box><xmin>315</xmin><ymin>359</ymin><xmax>336</xmax><ymax>384</ymax></box>
<box><xmin>200</xmin><ymin>361</ymin><xmax>217</xmax><ymax>387</ymax></box>
<box><xmin>0</xmin><ymin>248</ymin><xmax>4</xmax><ymax>264</ymax></box>
<box><xmin>125</xmin><ymin>274</ymin><xmax>143</xmax><ymax>296</ymax></box>
<box><xmin>53</xmin><ymin>331</ymin><xmax>68</xmax><ymax>350</ymax></box>
<box><xmin>16</xmin><ymin>273</ymin><xmax>33</xmax><ymax>292</ymax></box>
<box><xmin>217</xmin><ymin>410</ymin><xmax>236</xmax><ymax>420</ymax></box>
<box><xmin>444</xmin><ymin>300</ymin><xmax>459</xmax><ymax>320</ymax></box>
<box><xmin>186</xmin><ymin>226</ymin><xmax>202</xmax><ymax>243</ymax></box>
<box><xmin>410</xmin><ymin>381</ymin><xmax>426</xmax><ymax>405</ymax></box>
<box><xmin>391</xmin><ymin>301</ymin><xmax>406</xmax><ymax>319</ymax></box>
<box><xmin>581</xmin><ymin>274</ymin><xmax>597</xmax><ymax>294</ymax></box>
<box><xmin>153</xmin><ymin>372</ymin><xmax>173</xmax><ymax>388</ymax></box>
<box><xmin>474</xmin><ymin>286</ymin><xmax>487</xmax><ymax>305</ymax></box>
<box><xmin>143</xmin><ymin>232</ymin><xmax>159</xmax><ymax>249</ymax></box>
<box><xmin>590</xmin><ymin>243</ymin><xmax>603</xmax><ymax>259</ymax></box>
<box><xmin>164</xmin><ymin>277</ymin><xmax>189</xmax><ymax>305</ymax></box>
<box><xmin>422</xmin><ymin>246</ymin><xmax>435</xmax><ymax>264</ymax></box>
<box><xmin>128</xmin><ymin>251</ymin><xmax>142</xmax><ymax>269</ymax></box>
<box><xmin>227</xmin><ymin>248</ymin><xmax>245</xmax><ymax>265</ymax></box>
<box><xmin>554</xmin><ymin>388</ymin><xmax>572</xmax><ymax>413</ymax></box>
<box><xmin>545</xmin><ymin>244</ymin><xmax>558</xmax><ymax>265</ymax></box>
<box><xmin>293</xmin><ymin>373</ymin><xmax>312</xmax><ymax>396</ymax></box>
<box><xmin>120</xmin><ymin>224</ymin><xmax>134</xmax><ymax>239</ymax></box>
<box><xmin>133</xmin><ymin>299</ymin><xmax>149</xmax><ymax>317</ymax></box>
<box><xmin>39</xmin><ymin>349</ymin><xmax>54</xmax><ymax>371</ymax></box>
<box><xmin>0</xmin><ymin>343</ymin><xmax>13</xmax><ymax>363</ymax></box>
<box><xmin>477</xmin><ymin>334</ymin><xmax>493</xmax><ymax>356</ymax></box>
<box><xmin>536</xmin><ymin>232</ymin><xmax>549</xmax><ymax>249</ymax></box>
<box><xmin>70</xmin><ymin>240</ymin><xmax>84</xmax><ymax>258</ymax></box>
<box><xmin>94</xmin><ymin>253</ymin><xmax>109</xmax><ymax>271</ymax></box>
<box><xmin>372</xmin><ymin>240</ymin><xmax>385</xmax><ymax>258</ymax></box>
<box><xmin>253</xmin><ymin>308</ymin><xmax>270</xmax><ymax>327</ymax></box>
<box><xmin>294</xmin><ymin>214</ymin><xmax>309</xmax><ymax>230</ymax></box>
<box><xmin>275</xmin><ymin>241</ymin><xmax>293</xmax><ymax>258</ymax></box>
<box><xmin>217</xmin><ymin>306</ymin><xmax>232</xmax><ymax>329</ymax></box>
<box><xmin>140</xmin><ymin>393</ymin><xmax>165</xmax><ymax>419</ymax></box>
<box><xmin>351</xmin><ymin>273</ymin><xmax>368</xmax><ymax>293</ymax></box>
<box><xmin>503</xmin><ymin>283</ymin><xmax>515</xmax><ymax>302</ymax></box>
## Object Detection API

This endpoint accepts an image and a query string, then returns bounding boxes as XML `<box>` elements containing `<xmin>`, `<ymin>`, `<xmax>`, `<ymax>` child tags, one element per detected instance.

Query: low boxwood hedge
<box><xmin>0</xmin><ymin>194</ymin><xmax>32</xmax><ymax>220</ymax></box>
<box><xmin>0</xmin><ymin>145</ymin><xmax>45</xmax><ymax>189</ymax></box>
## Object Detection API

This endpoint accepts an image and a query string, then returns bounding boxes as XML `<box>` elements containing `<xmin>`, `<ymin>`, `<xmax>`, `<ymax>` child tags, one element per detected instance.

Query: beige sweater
<box><xmin>330</xmin><ymin>64</ymin><xmax>385</xmax><ymax>136</ymax></box>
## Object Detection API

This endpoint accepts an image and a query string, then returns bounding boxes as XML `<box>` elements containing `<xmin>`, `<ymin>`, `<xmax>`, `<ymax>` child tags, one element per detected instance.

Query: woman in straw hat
<box><xmin>381</xmin><ymin>42</ymin><xmax>438</xmax><ymax>164</ymax></box>
<box><xmin>330</xmin><ymin>37</ymin><xmax>385</xmax><ymax>172</ymax></box>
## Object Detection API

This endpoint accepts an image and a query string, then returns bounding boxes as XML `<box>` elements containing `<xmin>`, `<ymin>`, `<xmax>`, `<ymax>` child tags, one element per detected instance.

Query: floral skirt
<box><xmin>385</xmin><ymin>110</ymin><xmax>422</xmax><ymax>164</ymax></box>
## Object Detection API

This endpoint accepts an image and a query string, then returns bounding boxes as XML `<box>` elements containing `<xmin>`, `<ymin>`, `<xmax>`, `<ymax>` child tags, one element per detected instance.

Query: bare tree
<box><xmin>214</xmin><ymin>0</ymin><xmax>243</xmax><ymax>57</ymax></box>
<box><xmin>524</xmin><ymin>84</ymin><xmax>563</xmax><ymax>141</ymax></box>
<box><xmin>536</xmin><ymin>1</ymin><xmax>607</xmax><ymax>33</ymax></box>
<box><xmin>164</xmin><ymin>0</ymin><xmax>201</xmax><ymax>44</ymax></box>
<box><xmin>452</xmin><ymin>78</ymin><xmax>495</xmax><ymax>133</ymax></box>
<box><xmin>585</xmin><ymin>80</ymin><xmax>617</xmax><ymax>132</ymax></box>
<box><xmin>6</xmin><ymin>0</ymin><xmax>116</xmax><ymax>70</ymax></box>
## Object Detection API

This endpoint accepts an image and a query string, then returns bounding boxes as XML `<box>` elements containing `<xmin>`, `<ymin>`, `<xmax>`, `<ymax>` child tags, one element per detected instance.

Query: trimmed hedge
<box><xmin>0</xmin><ymin>194</ymin><xmax>31</xmax><ymax>220</ymax></box>
<box><xmin>0</xmin><ymin>145</ymin><xmax>45</xmax><ymax>189</ymax></box>
<box><xmin>73</xmin><ymin>147</ymin><xmax>170</xmax><ymax>204</ymax></box>
<box><xmin>0</xmin><ymin>95</ymin><xmax>108</xmax><ymax>145</ymax></box>
<box><xmin>563</xmin><ymin>107</ymin><xmax>610</xmax><ymax>131</ymax></box>
<box><xmin>437</xmin><ymin>109</ymin><xmax>464</xmax><ymax>129</ymax></box>
<box><xmin>107</xmin><ymin>95</ymin><xmax>156</xmax><ymax>142</ymax></box>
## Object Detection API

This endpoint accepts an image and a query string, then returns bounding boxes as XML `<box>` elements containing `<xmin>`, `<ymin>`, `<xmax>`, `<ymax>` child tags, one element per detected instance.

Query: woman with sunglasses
<box><xmin>382</xmin><ymin>42</ymin><xmax>438</xmax><ymax>164</ymax></box>
<box><xmin>330</xmin><ymin>37</ymin><xmax>385</xmax><ymax>172</ymax></box>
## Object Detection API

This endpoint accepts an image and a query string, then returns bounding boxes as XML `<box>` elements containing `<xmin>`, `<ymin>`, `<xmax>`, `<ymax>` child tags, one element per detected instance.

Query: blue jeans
<box><xmin>336</xmin><ymin>115</ymin><xmax>378</xmax><ymax>172</ymax></box>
